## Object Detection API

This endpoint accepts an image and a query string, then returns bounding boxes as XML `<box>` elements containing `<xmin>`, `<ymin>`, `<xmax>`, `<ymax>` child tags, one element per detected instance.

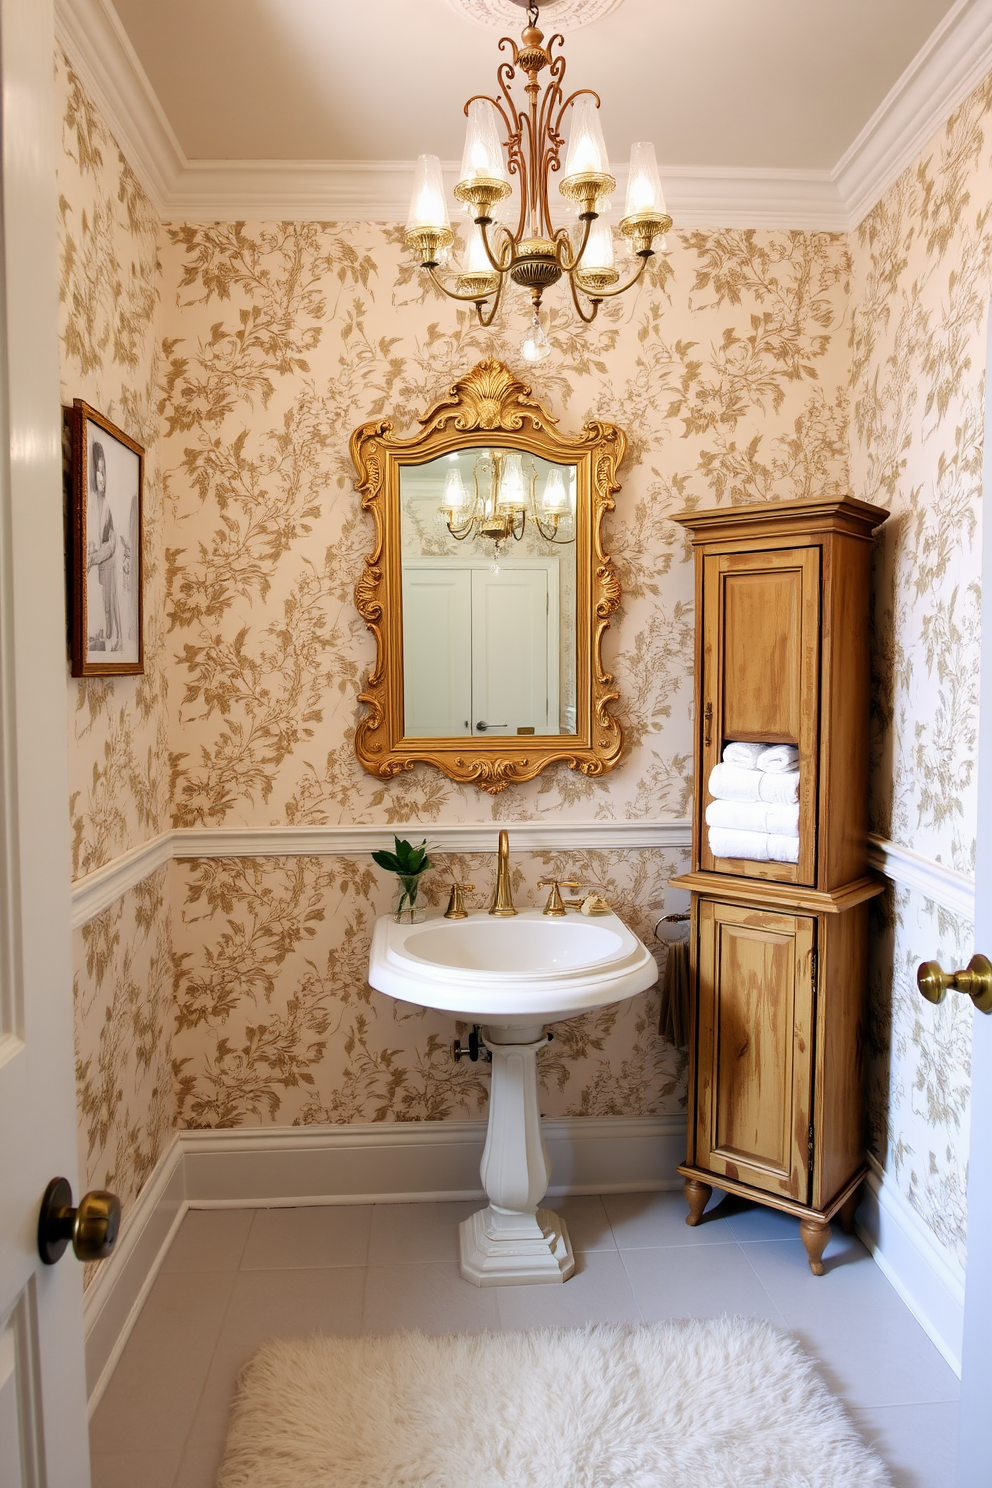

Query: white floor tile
<box><xmin>361</xmin><ymin>1261</ymin><xmax>500</xmax><ymax>1336</ymax></box>
<box><xmin>621</xmin><ymin>1241</ymin><xmax>788</xmax><ymax>1323</ymax></box>
<box><xmin>123</xmin><ymin>1269</ymin><xmax>235</xmax><ymax>1362</ymax></box>
<box><xmin>174</xmin><ymin>1441</ymin><xmax>227</xmax><ymax>1488</ymax></box>
<box><xmin>741</xmin><ymin>1235</ymin><xmax>910</xmax><ymax>1322</ymax></box>
<box><xmin>368</xmin><ymin>1199</ymin><xmax>478</xmax><ymax>1265</ymax></box>
<box><xmin>789</xmin><ymin>1306</ymin><xmax>960</xmax><ymax>1409</ymax></box>
<box><xmin>716</xmin><ymin>1195</ymin><xmax>807</xmax><ymax>1242</ymax></box>
<box><xmin>89</xmin><ymin>1349</ymin><xmax>210</xmax><ymax>1454</ymax></box>
<box><xmin>89</xmin><ymin>1450</ymin><xmax>181</xmax><ymax>1488</ymax></box>
<box><xmin>853</xmin><ymin>1402</ymin><xmax>959</xmax><ymax>1488</ymax></box>
<box><xmin>160</xmin><ymin>1208</ymin><xmax>253</xmax><ymax>1274</ymax></box>
<box><xmin>603</xmin><ymin>1189</ymin><xmax>738</xmax><ymax>1248</ymax></box>
<box><xmin>494</xmin><ymin>1250</ymin><xmax>641</xmax><ymax>1329</ymax></box>
<box><xmin>220</xmin><ymin>1265</ymin><xmax>366</xmax><ymax>1345</ymax></box>
<box><xmin>240</xmin><ymin>1204</ymin><xmax>372</xmax><ymax>1270</ymax></box>
<box><xmin>545</xmin><ymin>1194</ymin><xmax>617</xmax><ymax>1253</ymax></box>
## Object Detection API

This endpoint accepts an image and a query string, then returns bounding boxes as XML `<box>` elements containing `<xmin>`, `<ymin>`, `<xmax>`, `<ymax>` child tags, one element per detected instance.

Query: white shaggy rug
<box><xmin>216</xmin><ymin>1318</ymin><xmax>891</xmax><ymax>1488</ymax></box>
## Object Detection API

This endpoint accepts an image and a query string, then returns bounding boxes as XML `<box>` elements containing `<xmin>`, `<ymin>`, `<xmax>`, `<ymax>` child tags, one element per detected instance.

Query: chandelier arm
<box><xmin>426</xmin><ymin>265</ymin><xmax>501</xmax><ymax>305</ymax></box>
<box><xmin>567</xmin><ymin>271</ymin><xmax>602</xmax><ymax>325</ymax></box>
<box><xmin>534</xmin><ymin>55</ymin><xmax>566</xmax><ymax>238</ymax></box>
<box><xmin>475</xmin><ymin>271</ymin><xmax>507</xmax><ymax>328</ymax></box>
<box><xmin>579</xmin><ymin>253</ymin><xmax>653</xmax><ymax>299</ymax></box>
<box><xmin>445</xmin><ymin>518</ymin><xmax>476</xmax><ymax>541</ymax></box>
<box><xmin>535</xmin><ymin>517</ymin><xmax>575</xmax><ymax>544</ymax></box>
<box><xmin>477</xmin><ymin>218</ymin><xmax>515</xmax><ymax>275</ymax></box>
<box><xmin>556</xmin><ymin>215</ymin><xmax>593</xmax><ymax>274</ymax></box>
<box><xmin>551</xmin><ymin>86</ymin><xmax>602</xmax><ymax>146</ymax></box>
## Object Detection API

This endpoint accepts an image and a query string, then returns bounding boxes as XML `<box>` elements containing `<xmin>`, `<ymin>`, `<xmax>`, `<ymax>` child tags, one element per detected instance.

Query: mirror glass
<box><xmin>399</xmin><ymin>449</ymin><xmax>577</xmax><ymax>739</ymax></box>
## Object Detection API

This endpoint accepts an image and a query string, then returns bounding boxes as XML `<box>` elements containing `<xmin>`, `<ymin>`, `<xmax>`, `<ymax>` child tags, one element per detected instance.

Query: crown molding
<box><xmin>835</xmin><ymin>0</ymin><xmax>992</xmax><ymax>228</ymax></box>
<box><xmin>53</xmin><ymin>0</ymin><xmax>992</xmax><ymax>229</ymax></box>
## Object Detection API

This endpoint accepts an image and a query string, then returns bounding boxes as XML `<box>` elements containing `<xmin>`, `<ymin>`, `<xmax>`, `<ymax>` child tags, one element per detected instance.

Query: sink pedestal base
<box><xmin>458</xmin><ymin>1028</ymin><xmax>575</xmax><ymax>1286</ymax></box>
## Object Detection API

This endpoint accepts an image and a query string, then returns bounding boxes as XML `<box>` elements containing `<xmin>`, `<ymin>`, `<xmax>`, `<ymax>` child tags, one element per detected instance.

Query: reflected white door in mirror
<box><xmin>368</xmin><ymin>874</ymin><xmax>658</xmax><ymax>1284</ymax></box>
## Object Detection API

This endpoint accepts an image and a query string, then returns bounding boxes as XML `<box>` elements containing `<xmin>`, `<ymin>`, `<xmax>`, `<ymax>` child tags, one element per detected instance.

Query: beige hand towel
<box><xmin>705</xmin><ymin>799</ymin><xmax>800</xmax><ymax>835</ymax></box>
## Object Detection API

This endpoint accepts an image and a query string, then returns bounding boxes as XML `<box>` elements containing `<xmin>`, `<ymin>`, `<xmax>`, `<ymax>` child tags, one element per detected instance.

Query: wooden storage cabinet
<box><xmin>673</xmin><ymin>496</ymin><xmax>887</xmax><ymax>1274</ymax></box>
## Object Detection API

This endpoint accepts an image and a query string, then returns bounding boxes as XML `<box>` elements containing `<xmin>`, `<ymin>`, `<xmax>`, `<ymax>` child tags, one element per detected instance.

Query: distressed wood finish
<box><xmin>349</xmin><ymin>358</ymin><xmax>626</xmax><ymax>793</ymax></box>
<box><xmin>673</xmin><ymin>496</ymin><xmax>887</xmax><ymax>1275</ymax></box>
<box><xmin>695</xmin><ymin>901</ymin><xmax>814</xmax><ymax>1202</ymax></box>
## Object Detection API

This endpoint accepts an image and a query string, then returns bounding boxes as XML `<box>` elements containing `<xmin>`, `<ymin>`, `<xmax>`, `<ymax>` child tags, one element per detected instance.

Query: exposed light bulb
<box><xmin>520</xmin><ymin>310</ymin><xmax>551</xmax><ymax>363</ymax></box>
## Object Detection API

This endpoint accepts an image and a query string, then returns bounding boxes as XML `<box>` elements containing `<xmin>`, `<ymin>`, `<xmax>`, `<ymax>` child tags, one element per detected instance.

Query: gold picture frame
<box><xmin>349</xmin><ymin>358</ymin><xmax>626</xmax><ymax>794</ymax></box>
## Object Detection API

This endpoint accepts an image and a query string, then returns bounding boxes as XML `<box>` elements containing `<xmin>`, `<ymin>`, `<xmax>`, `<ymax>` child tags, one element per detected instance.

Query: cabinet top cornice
<box><xmin>672</xmin><ymin>494</ymin><xmax>888</xmax><ymax>543</ymax></box>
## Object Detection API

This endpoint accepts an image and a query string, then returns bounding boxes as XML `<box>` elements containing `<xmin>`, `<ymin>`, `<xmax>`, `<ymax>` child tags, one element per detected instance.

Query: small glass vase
<box><xmin>392</xmin><ymin>872</ymin><xmax>428</xmax><ymax>923</ymax></box>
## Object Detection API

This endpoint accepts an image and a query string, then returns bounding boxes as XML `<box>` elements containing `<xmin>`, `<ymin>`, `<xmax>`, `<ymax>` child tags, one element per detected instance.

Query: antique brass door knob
<box><xmin>917</xmin><ymin>954</ymin><xmax>992</xmax><ymax>1014</ymax></box>
<box><xmin>38</xmin><ymin>1177</ymin><xmax>121</xmax><ymax>1264</ymax></box>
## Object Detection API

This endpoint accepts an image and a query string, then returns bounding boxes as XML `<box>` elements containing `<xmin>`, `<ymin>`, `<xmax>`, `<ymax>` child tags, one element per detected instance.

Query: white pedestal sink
<box><xmin>368</xmin><ymin>910</ymin><xmax>658</xmax><ymax>1285</ymax></box>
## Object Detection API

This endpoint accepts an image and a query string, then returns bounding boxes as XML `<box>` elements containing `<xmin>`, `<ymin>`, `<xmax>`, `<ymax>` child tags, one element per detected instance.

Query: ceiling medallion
<box><xmin>448</xmin><ymin>0</ymin><xmax>626</xmax><ymax>30</ymax></box>
<box><xmin>405</xmin><ymin>1</ymin><xmax>670</xmax><ymax>362</ymax></box>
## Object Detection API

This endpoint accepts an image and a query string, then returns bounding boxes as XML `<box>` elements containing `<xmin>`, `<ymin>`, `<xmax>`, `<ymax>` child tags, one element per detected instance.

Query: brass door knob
<box><xmin>917</xmin><ymin>954</ymin><xmax>992</xmax><ymax>1014</ymax></box>
<box><xmin>38</xmin><ymin>1177</ymin><xmax>121</xmax><ymax>1265</ymax></box>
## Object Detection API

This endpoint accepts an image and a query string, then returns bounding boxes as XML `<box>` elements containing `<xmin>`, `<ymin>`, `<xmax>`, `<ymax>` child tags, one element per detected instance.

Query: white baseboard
<box><xmin>83</xmin><ymin>1114</ymin><xmax>687</xmax><ymax>1409</ymax></box>
<box><xmin>855</xmin><ymin>1156</ymin><xmax>965</xmax><ymax>1375</ymax></box>
<box><xmin>82</xmin><ymin>1135</ymin><xmax>185</xmax><ymax>1412</ymax></box>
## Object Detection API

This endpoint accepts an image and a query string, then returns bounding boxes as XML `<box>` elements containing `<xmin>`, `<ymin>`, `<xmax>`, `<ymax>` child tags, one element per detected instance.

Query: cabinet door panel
<box><xmin>695</xmin><ymin>901</ymin><xmax>814</xmax><ymax>1201</ymax></box>
<box><xmin>700</xmin><ymin>547</ymin><xmax>820</xmax><ymax>886</ymax></box>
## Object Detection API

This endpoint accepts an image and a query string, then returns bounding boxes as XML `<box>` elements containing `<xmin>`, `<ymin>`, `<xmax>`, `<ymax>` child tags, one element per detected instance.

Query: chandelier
<box><xmin>439</xmin><ymin>451</ymin><xmax>574</xmax><ymax>567</ymax></box>
<box><xmin>404</xmin><ymin>1</ymin><xmax>672</xmax><ymax>361</ymax></box>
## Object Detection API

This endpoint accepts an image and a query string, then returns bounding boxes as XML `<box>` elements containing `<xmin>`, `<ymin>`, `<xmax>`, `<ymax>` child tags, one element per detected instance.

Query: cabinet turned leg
<box><xmin>799</xmin><ymin>1218</ymin><xmax>831</xmax><ymax>1275</ymax></box>
<box><xmin>839</xmin><ymin>1193</ymin><xmax>858</xmax><ymax>1235</ymax></box>
<box><xmin>684</xmin><ymin>1178</ymin><xmax>712</xmax><ymax>1227</ymax></box>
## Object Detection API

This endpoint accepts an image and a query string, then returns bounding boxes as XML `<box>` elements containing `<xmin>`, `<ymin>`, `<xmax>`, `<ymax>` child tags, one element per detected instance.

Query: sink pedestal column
<box><xmin>458</xmin><ymin>1025</ymin><xmax>575</xmax><ymax>1286</ymax></box>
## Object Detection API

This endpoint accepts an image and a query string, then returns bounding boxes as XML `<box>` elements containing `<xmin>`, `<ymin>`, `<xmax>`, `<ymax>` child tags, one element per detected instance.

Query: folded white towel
<box><xmin>705</xmin><ymin>800</ymin><xmax>800</xmax><ymax>836</ymax></box>
<box><xmin>708</xmin><ymin>827</ymin><xmax>800</xmax><ymax>864</ymax></box>
<box><xmin>768</xmin><ymin>833</ymin><xmax>800</xmax><ymax>863</ymax></box>
<box><xmin>708</xmin><ymin>763</ymin><xmax>800</xmax><ymax>805</ymax></box>
<box><xmin>757</xmin><ymin>744</ymin><xmax>800</xmax><ymax>772</ymax></box>
<box><xmin>722</xmin><ymin>741</ymin><xmax>765</xmax><ymax>769</ymax></box>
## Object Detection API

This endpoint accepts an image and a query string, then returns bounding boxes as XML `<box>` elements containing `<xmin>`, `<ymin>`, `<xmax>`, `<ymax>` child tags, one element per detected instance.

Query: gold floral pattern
<box><xmin>850</xmin><ymin>73</ymin><xmax>992</xmax><ymax>1270</ymax></box>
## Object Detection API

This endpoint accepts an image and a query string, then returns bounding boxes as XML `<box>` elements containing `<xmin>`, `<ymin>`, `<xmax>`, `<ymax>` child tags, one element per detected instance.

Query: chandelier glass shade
<box><xmin>438</xmin><ymin>450</ymin><xmax>575</xmax><ymax>563</ymax></box>
<box><xmin>404</xmin><ymin>2</ymin><xmax>671</xmax><ymax>358</ymax></box>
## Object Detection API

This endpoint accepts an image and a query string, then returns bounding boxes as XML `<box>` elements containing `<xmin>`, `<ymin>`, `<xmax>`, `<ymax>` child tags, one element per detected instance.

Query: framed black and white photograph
<box><xmin>68</xmin><ymin>399</ymin><xmax>144</xmax><ymax>676</ymax></box>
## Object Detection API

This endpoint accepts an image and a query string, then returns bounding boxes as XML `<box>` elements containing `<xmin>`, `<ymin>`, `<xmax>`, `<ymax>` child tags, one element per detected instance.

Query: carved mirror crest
<box><xmin>350</xmin><ymin>358</ymin><xmax>626</xmax><ymax>794</ymax></box>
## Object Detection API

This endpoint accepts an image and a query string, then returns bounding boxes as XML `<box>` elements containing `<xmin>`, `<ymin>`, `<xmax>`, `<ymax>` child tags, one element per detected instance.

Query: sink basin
<box><xmin>369</xmin><ymin>909</ymin><xmax>657</xmax><ymax>1030</ymax></box>
<box><xmin>368</xmin><ymin>907</ymin><xmax>659</xmax><ymax>1288</ymax></box>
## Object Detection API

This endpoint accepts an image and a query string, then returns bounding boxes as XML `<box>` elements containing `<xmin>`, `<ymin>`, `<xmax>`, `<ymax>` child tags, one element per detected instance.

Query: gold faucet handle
<box><xmin>444</xmin><ymin>882</ymin><xmax>475</xmax><ymax>919</ymax></box>
<box><xmin>537</xmin><ymin>878</ymin><xmax>582</xmax><ymax>917</ymax></box>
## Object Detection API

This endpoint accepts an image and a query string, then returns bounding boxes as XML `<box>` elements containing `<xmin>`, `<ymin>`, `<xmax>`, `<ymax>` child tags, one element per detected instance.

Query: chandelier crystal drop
<box><xmin>403</xmin><ymin>1</ymin><xmax>671</xmax><ymax>359</ymax></box>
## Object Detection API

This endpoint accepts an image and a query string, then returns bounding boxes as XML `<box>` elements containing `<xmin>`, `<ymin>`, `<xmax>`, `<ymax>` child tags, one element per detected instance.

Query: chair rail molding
<box><xmin>54</xmin><ymin>0</ymin><xmax>992</xmax><ymax>229</ymax></box>
<box><xmin>70</xmin><ymin>825</ymin><xmax>975</xmax><ymax>927</ymax></box>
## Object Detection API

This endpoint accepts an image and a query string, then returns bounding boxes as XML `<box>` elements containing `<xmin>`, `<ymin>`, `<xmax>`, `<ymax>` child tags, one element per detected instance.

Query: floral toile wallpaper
<box><xmin>848</xmin><ymin>71</ymin><xmax>992</xmax><ymax>1275</ymax></box>
<box><xmin>157</xmin><ymin>219</ymin><xmax>850</xmax><ymax>1131</ymax></box>
<box><xmin>55</xmin><ymin>39</ymin><xmax>987</xmax><ymax>1285</ymax></box>
<box><xmin>56</xmin><ymin>49</ymin><xmax>174</xmax><ymax>1256</ymax></box>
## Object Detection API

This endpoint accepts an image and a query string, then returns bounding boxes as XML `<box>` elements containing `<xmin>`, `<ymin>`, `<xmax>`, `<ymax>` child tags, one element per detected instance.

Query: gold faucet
<box><xmin>489</xmin><ymin>830</ymin><xmax>517</xmax><ymax>916</ymax></box>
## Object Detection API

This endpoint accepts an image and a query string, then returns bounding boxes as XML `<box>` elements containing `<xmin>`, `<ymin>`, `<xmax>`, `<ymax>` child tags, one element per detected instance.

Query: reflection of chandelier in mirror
<box><xmin>404</xmin><ymin>1</ymin><xmax>671</xmax><ymax>363</ymax></box>
<box><xmin>439</xmin><ymin>451</ymin><xmax>575</xmax><ymax>568</ymax></box>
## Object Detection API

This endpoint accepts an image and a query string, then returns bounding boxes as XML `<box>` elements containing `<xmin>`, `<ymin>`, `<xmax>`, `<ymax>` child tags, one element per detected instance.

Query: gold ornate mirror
<box><xmin>350</xmin><ymin>358</ymin><xmax>626</xmax><ymax>794</ymax></box>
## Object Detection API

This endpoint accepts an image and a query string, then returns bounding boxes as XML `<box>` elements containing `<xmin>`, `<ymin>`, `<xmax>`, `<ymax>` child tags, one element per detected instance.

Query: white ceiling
<box><xmin>111</xmin><ymin>0</ymin><xmax>956</xmax><ymax>170</ymax></box>
<box><xmin>57</xmin><ymin>0</ymin><xmax>992</xmax><ymax>224</ymax></box>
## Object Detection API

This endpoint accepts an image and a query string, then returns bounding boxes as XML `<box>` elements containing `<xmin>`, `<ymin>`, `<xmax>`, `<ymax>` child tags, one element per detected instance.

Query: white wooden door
<box><xmin>402</xmin><ymin>568</ymin><xmax>472</xmax><ymax>736</ymax></box>
<box><xmin>0</xmin><ymin>0</ymin><xmax>92</xmax><ymax>1481</ymax></box>
<box><xmin>471</xmin><ymin>566</ymin><xmax>558</xmax><ymax>736</ymax></box>
<box><xmin>954</xmin><ymin>299</ymin><xmax>992</xmax><ymax>1488</ymax></box>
